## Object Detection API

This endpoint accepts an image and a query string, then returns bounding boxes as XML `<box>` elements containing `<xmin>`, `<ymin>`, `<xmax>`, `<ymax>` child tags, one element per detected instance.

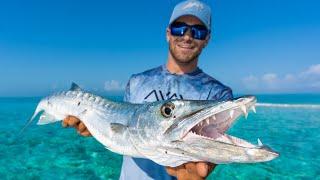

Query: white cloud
<box><xmin>243</xmin><ymin>75</ymin><xmax>258</xmax><ymax>82</ymax></box>
<box><xmin>284</xmin><ymin>74</ymin><xmax>295</xmax><ymax>81</ymax></box>
<box><xmin>262</xmin><ymin>73</ymin><xmax>280</xmax><ymax>90</ymax></box>
<box><xmin>104</xmin><ymin>80</ymin><xmax>125</xmax><ymax>91</ymax></box>
<box><xmin>242</xmin><ymin>75</ymin><xmax>259</xmax><ymax>90</ymax></box>
<box><xmin>310</xmin><ymin>81</ymin><xmax>320</xmax><ymax>88</ymax></box>
<box><xmin>262</xmin><ymin>73</ymin><xmax>278</xmax><ymax>84</ymax></box>
<box><xmin>304</xmin><ymin>64</ymin><xmax>320</xmax><ymax>75</ymax></box>
<box><xmin>300</xmin><ymin>64</ymin><xmax>320</xmax><ymax>82</ymax></box>
<box><xmin>241</xmin><ymin>64</ymin><xmax>320</xmax><ymax>93</ymax></box>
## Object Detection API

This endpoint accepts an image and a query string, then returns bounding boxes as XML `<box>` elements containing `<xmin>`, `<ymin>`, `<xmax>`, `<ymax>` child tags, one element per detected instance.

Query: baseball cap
<box><xmin>169</xmin><ymin>0</ymin><xmax>211</xmax><ymax>30</ymax></box>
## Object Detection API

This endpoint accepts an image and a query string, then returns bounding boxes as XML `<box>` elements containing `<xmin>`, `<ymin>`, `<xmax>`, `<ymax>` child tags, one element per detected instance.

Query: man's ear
<box><xmin>203</xmin><ymin>34</ymin><xmax>211</xmax><ymax>48</ymax></box>
<box><xmin>166</xmin><ymin>27</ymin><xmax>170</xmax><ymax>42</ymax></box>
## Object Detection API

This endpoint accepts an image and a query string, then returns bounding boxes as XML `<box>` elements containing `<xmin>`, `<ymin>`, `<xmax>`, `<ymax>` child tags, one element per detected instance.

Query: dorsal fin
<box><xmin>70</xmin><ymin>82</ymin><xmax>82</xmax><ymax>91</ymax></box>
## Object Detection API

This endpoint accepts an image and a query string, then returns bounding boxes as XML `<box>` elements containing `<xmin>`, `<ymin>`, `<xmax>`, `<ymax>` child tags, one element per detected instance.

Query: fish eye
<box><xmin>161</xmin><ymin>102</ymin><xmax>175</xmax><ymax>118</ymax></box>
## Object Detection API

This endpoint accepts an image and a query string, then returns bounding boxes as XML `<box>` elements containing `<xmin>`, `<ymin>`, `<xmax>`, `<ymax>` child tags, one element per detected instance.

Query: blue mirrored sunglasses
<box><xmin>170</xmin><ymin>22</ymin><xmax>209</xmax><ymax>40</ymax></box>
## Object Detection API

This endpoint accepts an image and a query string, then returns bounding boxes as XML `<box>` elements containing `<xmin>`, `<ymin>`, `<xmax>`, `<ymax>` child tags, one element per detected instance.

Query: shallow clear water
<box><xmin>0</xmin><ymin>95</ymin><xmax>319</xmax><ymax>179</ymax></box>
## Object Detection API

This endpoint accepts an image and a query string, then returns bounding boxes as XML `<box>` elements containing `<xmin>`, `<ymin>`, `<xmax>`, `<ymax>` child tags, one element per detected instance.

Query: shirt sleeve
<box><xmin>207</xmin><ymin>85</ymin><xmax>233</xmax><ymax>102</ymax></box>
<box><xmin>218</xmin><ymin>87</ymin><xmax>233</xmax><ymax>101</ymax></box>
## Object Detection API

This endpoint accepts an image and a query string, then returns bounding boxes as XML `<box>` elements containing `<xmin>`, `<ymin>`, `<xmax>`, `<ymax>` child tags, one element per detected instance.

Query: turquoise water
<box><xmin>0</xmin><ymin>95</ymin><xmax>320</xmax><ymax>179</ymax></box>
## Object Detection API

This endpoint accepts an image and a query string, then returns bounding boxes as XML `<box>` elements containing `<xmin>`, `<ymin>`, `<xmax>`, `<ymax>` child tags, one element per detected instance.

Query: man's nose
<box><xmin>182</xmin><ymin>28</ymin><xmax>193</xmax><ymax>41</ymax></box>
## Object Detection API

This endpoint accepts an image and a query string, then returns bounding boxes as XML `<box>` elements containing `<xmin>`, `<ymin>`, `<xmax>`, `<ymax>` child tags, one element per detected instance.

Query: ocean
<box><xmin>0</xmin><ymin>94</ymin><xmax>319</xmax><ymax>179</ymax></box>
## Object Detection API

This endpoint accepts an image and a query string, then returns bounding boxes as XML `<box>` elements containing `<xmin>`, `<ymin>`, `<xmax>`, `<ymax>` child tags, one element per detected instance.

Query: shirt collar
<box><xmin>161</xmin><ymin>64</ymin><xmax>202</xmax><ymax>77</ymax></box>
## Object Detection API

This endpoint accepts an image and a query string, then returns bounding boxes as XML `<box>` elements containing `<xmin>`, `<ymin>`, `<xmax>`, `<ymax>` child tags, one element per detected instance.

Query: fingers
<box><xmin>167</xmin><ymin>164</ymin><xmax>204</xmax><ymax>180</ymax></box>
<box><xmin>80</xmin><ymin>130</ymin><xmax>91</xmax><ymax>137</ymax></box>
<box><xmin>175</xmin><ymin>165</ymin><xmax>195</xmax><ymax>180</ymax></box>
<box><xmin>166</xmin><ymin>166</ymin><xmax>177</xmax><ymax>176</ymax></box>
<box><xmin>196</xmin><ymin>162</ymin><xmax>208</xmax><ymax>177</ymax></box>
<box><xmin>78</xmin><ymin>122</ymin><xmax>91</xmax><ymax>136</ymax></box>
<box><xmin>196</xmin><ymin>162</ymin><xmax>216</xmax><ymax>178</ymax></box>
<box><xmin>207</xmin><ymin>163</ymin><xmax>217</xmax><ymax>173</ymax></box>
<box><xmin>166</xmin><ymin>164</ymin><xmax>185</xmax><ymax>177</ymax></box>
<box><xmin>176</xmin><ymin>168</ymin><xmax>189</xmax><ymax>180</ymax></box>
<box><xmin>62</xmin><ymin>119</ymin><xmax>68</xmax><ymax>127</ymax></box>
<box><xmin>78</xmin><ymin>122</ymin><xmax>86</xmax><ymax>132</ymax></box>
<box><xmin>62</xmin><ymin>116</ymin><xmax>80</xmax><ymax>127</ymax></box>
<box><xmin>185</xmin><ymin>163</ymin><xmax>197</xmax><ymax>174</ymax></box>
<box><xmin>176</xmin><ymin>167</ymin><xmax>203</xmax><ymax>180</ymax></box>
<box><xmin>62</xmin><ymin>116</ymin><xmax>92</xmax><ymax>137</ymax></box>
<box><xmin>166</xmin><ymin>162</ymin><xmax>216</xmax><ymax>179</ymax></box>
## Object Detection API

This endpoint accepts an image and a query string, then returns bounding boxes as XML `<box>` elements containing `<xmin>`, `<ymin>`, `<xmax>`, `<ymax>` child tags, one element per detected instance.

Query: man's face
<box><xmin>167</xmin><ymin>15</ymin><xmax>210</xmax><ymax>64</ymax></box>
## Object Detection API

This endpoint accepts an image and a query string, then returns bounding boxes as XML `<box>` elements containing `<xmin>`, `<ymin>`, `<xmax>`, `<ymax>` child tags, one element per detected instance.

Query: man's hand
<box><xmin>166</xmin><ymin>162</ymin><xmax>216</xmax><ymax>180</ymax></box>
<box><xmin>62</xmin><ymin>115</ymin><xmax>92</xmax><ymax>137</ymax></box>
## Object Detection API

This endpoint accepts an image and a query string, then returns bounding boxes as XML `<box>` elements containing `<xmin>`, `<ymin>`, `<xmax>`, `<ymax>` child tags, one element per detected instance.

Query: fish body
<box><xmin>27</xmin><ymin>83</ymin><xmax>278</xmax><ymax>167</ymax></box>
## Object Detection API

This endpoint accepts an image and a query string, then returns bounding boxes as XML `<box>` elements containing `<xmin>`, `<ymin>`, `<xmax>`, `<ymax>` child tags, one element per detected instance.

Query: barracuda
<box><xmin>24</xmin><ymin>83</ymin><xmax>279</xmax><ymax>167</ymax></box>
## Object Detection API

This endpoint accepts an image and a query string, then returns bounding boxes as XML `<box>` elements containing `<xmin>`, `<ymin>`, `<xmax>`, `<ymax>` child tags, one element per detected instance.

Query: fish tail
<box><xmin>16</xmin><ymin>107</ymin><xmax>43</xmax><ymax>138</ymax></box>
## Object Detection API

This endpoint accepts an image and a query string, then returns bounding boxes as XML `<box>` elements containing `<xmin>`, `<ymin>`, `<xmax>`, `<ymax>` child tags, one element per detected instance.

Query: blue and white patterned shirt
<box><xmin>119</xmin><ymin>65</ymin><xmax>233</xmax><ymax>180</ymax></box>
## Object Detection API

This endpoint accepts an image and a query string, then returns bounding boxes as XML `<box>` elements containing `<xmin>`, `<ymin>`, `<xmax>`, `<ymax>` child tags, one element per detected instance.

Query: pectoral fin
<box><xmin>37</xmin><ymin>112</ymin><xmax>58</xmax><ymax>125</ymax></box>
<box><xmin>110</xmin><ymin>123</ymin><xmax>127</xmax><ymax>133</ymax></box>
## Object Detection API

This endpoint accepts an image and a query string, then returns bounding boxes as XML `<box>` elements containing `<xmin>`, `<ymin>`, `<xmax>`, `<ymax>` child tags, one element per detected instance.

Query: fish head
<box><xmin>133</xmin><ymin>96</ymin><xmax>279</xmax><ymax>166</ymax></box>
<box><xmin>136</xmin><ymin>96</ymin><xmax>256</xmax><ymax>142</ymax></box>
<box><xmin>133</xmin><ymin>98</ymin><xmax>214</xmax><ymax>142</ymax></box>
<box><xmin>165</xmin><ymin>96</ymin><xmax>257</xmax><ymax>141</ymax></box>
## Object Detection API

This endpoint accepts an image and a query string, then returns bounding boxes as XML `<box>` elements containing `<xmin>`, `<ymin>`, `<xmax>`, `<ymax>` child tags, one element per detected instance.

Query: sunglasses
<box><xmin>170</xmin><ymin>22</ymin><xmax>209</xmax><ymax>40</ymax></box>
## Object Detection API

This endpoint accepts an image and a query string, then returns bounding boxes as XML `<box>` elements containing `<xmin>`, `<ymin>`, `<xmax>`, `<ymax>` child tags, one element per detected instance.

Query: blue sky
<box><xmin>0</xmin><ymin>0</ymin><xmax>319</xmax><ymax>96</ymax></box>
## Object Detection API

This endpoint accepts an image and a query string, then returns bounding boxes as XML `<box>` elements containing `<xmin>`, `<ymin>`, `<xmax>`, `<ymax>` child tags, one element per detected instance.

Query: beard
<box><xmin>169</xmin><ymin>39</ymin><xmax>202</xmax><ymax>65</ymax></box>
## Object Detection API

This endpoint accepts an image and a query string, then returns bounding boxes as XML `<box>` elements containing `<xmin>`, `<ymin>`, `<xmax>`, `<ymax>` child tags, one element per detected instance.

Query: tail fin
<box><xmin>37</xmin><ymin>111</ymin><xmax>58</xmax><ymax>125</ymax></box>
<box><xmin>17</xmin><ymin>106</ymin><xmax>43</xmax><ymax>137</ymax></box>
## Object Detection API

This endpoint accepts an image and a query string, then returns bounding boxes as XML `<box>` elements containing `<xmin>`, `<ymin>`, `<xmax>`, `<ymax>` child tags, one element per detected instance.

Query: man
<box><xmin>63</xmin><ymin>0</ymin><xmax>233</xmax><ymax>179</ymax></box>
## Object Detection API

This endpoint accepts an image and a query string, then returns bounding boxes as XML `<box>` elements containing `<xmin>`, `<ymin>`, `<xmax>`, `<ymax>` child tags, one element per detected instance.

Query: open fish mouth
<box><xmin>181</xmin><ymin>96</ymin><xmax>258</xmax><ymax>148</ymax></box>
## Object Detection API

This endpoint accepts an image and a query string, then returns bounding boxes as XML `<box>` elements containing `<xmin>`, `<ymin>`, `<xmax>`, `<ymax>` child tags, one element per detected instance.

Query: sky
<box><xmin>0</xmin><ymin>0</ymin><xmax>319</xmax><ymax>96</ymax></box>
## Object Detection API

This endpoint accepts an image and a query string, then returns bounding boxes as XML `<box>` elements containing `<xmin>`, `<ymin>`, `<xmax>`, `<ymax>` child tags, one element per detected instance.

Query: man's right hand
<box><xmin>62</xmin><ymin>115</ymin><xmax>92</xmax><ymax>137</ymax></box>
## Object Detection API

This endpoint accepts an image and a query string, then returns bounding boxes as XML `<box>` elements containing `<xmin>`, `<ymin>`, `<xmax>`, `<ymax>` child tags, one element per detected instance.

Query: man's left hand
<box><xmin>166</xmin><ymin>162</ymin><xmax>216</xmax><ymax>180</ymax></box>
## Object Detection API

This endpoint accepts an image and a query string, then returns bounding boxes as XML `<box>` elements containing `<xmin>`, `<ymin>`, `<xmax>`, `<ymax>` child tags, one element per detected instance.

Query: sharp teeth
<box><xmin>241</xmin><ymin>105</ymin><xmax>248</xmax><ymax>119</ymax></box>
<box><xmin>241</xmin><ymin>105</ymin><xmax>247</xmax><ymax>114</ymax></box>
<box><xmin>251</xmin><ymin>106</ymin><xmax>256</xmax><ymax>113</ymax></box>
<box><xmin>206</xmin><ymin>119</ymin><xmax>209</xmax><ymax>124</ymax></box>
<box><xmin>244</xmin><ymin>113</ymin><xmax>248</xmax><ymax>119</ymax></box>
<box><xmin>229</xmin><ymin>110</ymin><xmax>234</xmax><ymax>118</ymax></box>
<box><xmin>212</xmin><ymin>115</ymin><xmax>216</xmax><ymax>120</ymax></box>
<box><xmin>257</xmin><ymin>138</ymin><xmax>263</xmax><ymax>146</ymax></box>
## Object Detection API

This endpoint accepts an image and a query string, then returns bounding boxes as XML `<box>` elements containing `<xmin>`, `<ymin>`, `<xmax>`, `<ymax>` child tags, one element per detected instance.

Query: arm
<box><xmin>166</xmin><ymin>162</ymin><xmax>216</xmax><ymax>180</ymax></box>
<box><xmin>208</xmin><ymin>85</ymin><xmax>233</xmax><ymax>101</ymax></box>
